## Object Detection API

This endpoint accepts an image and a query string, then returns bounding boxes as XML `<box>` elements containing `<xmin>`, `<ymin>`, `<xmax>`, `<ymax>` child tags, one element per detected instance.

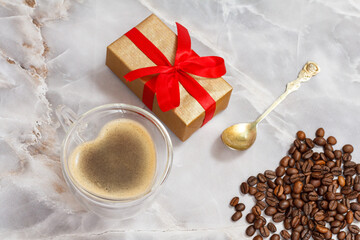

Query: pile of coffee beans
<box><xmin>230</xmin><ymin>128</ymin><xmax>360</xmax><ymax>240</ymax></box>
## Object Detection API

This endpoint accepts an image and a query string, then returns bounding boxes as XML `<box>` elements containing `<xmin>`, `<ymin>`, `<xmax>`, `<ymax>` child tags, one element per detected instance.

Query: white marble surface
<box><xmin>1</xmin><ymin>0</ymin><xmax>360</xmax><ymax>239</ymax></box>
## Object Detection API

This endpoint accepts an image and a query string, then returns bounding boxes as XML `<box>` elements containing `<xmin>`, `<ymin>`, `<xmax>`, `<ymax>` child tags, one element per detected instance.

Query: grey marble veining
<box><xmin>0</xmin><ymin>0</ymin><xmax>360</xmax><ymax>239</ymax></box>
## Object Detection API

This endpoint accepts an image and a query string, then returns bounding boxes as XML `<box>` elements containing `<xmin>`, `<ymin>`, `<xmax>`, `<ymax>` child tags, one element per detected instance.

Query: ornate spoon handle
<box><xmin>254</xmin><ymin>62</ymin><xmax>320</xmax><ymax>125</ymax></box>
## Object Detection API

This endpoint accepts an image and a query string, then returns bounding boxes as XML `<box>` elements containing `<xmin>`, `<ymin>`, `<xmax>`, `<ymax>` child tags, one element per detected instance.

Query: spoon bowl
<box><xmin>221</xmin><ymin>122</ymin><xmax>257</xmax><ymax>150</ymax></box>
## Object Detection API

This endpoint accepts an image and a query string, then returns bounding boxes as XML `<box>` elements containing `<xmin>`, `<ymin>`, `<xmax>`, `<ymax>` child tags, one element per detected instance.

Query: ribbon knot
<box><xmin>124</xmin><ymin>23</ymin><xmax>226</xmax><ymax>125</ymax></box>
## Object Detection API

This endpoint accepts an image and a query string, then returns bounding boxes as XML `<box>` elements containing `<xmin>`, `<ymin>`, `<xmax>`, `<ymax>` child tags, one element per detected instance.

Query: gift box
<box><xmin>106</xmin><ymin>14</ymin><xmax>232</xmax><ymax>141</ymax></box>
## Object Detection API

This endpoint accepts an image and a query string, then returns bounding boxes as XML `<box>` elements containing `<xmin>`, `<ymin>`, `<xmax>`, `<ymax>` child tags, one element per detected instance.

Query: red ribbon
<box><xmin>124</xmin><ymin>23</ymin><xmax>226</xmax><ymax>126</ymax></box>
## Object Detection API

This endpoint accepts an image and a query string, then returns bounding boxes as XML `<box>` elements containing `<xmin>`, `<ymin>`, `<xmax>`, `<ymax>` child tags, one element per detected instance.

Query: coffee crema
<box><xmin>69</xmin><ymin>119</ymin><xmax>156</xmax><ymax>199</ymax></box>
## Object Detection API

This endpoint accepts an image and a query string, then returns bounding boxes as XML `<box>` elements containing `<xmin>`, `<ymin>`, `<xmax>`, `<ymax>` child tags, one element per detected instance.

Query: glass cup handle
<box><xmin>56</xmin><ymin>105</ymin><xmax>85</xmax><ymax>144</ymax></box>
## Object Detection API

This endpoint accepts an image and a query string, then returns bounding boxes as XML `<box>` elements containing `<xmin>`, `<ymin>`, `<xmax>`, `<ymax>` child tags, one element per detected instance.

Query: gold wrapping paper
<box><xmin>106</xmin><ymin>14</ymin><xmax>232</xmax><ymax>141</ymax></box>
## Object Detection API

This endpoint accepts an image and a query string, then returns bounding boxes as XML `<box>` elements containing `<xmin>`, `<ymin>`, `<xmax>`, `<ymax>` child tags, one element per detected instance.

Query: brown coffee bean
<box><xmin>260</xmin><ymin>226</ymin><xmax>270</xmax><ymax>237</ymax></box>
<box><xmin>254</xmin><ymin>218</ymin><xmax>264</xmax><ymax>229</ymax></box>
<box><xmin>253</xmin><ymin>235</ymin><xmax>263</xmax><ymax>240</ymax></box>
<box><xmin>249</xmin><ymin>186</ymin><xmax>257</xmax><ymax>195</ymax></box>
<box><xmin>337</xmin><ymin>203</ymin><xmax>348</xmax><ymax>214</ymax></box>
<box><xmin>256</xmin><ymin>200</ymin><xmax>267</xmax><ymax>210</ymax></box>
<box><xmin>316</xmin><ymin>224</ymin><xmax>329</xmax><ymax>234</ymax></box>
<box><xmin>351</xmin><ymin>203</ymin><xmax>360</xmax><ymax>211</ymax></box>
<box><xmin>301</xmin><ymin>229</ymin><xmax>312</xmax><ymax>240</ymax></box>
<box><xmin>334</xmin><ymin>150</ymin><xmax>342</xmax><ymax>159</ymax></box>
<box><xmin>316</xmin><ymin>127</ymin><xmax>325</xmax><ymax>137</ymax></box>
<box><xmin>230</xmin><ymin>196</ymin><xmax>239</xmax><ymax>206</ymax></box>
<box><xmin>346</xmin><ymin>211</ymin><xmax>354</xmax><ymax>224</ymax></box>
<box><xmin>272</xmin><ymin>213</ymin><xmax>285</xmax><ymax>223</ymax></box>
<box><xmin>274</xmin><ymin>185</ymin><xmax>284</xmax><ymax>197</ymax></box>
<box><xmin>240</xmin><ymin>182</ymin><xmax>249</xmax><ymax>194</ymax></box>
<box><xmin>255</xmin><ymin>192</ymin><xmax>265</xmax><ymax>201</ymax></box>
<box><xmin>303</xmin><ymin>202</ymin><xmax>313</xmax><ymax>215</ymax></box>
<box><xmin>327</xmin><ymin>136</ymin><xmax>337</xmax><ymax>145</ymax></box>
<box><xmin>270</xmin><ymin>234</ymin><xmax>280</xmax><ymax>240</ymax></box>
<box><xmin>328</xmin><ymin>200</ymin><xmax>338</xmax><ymax>211</ymax></box>
<box><xmin>235</xmin><ymin>203</ymin><xmax>245</xmax><ymax>212</ymax></box>
<box><xmin>265</xmin><ymin>206</ymin><xmax>277</xmax><ymax>216</ymax></box>
<box><xmin>293</xmin><ymin>198</ymin><xmax>304</xmax><ymax>209</ymax></box>
<box><xmin>280</xmin><ymin>156</ymin><xmax>290</xmax><ymax>167</ymax></box>
<box><xmin>314</xmin><ymin>137</ymin><xmax>326</xmax><ymax>146</ymax></box>
<box><xmin>279</xmin><ymin>199</ymin><xmax>290</xmax><ymax>209</ymax></box>
<box><xmin>256</xmin><ymin>182</ymin><xmax>267</xmax><ymax>192</ymax></box>
<box><xmin>246</xmin><ymin>225</ymin><xmax>256</xmax><ymax>236</ymax></box>
<box><xmin>338</xmin><ymin>232</ymin><xmax>347</xmax><ymax>240</ymax></box>
<box><xmin>303</xmin><ymin>184</ymin><xmax>314</xmax><ymax>192</ymax></box>
<box><xmin>305</xmin><ymin>138</ymin><xmax>315</xmax><ymax>148</ymax></box>
<box><xmin>257</xmin><ymin>173</ymin><xmax>267</xmax><ymax>183</ymax></box>
<box><xmin>264</xmin><ymin>170</ymin><xmax>276</xmax><ymax>179</ymax></box>
<box><xmin>343</xmin><ymin>153</ymin><xmax>352</xmax><ymax>162</ymax></box>
<box><xmin>344</xmin><ymin>168</ymin><xmax>356</xmax><ymax>176</ymax></box>
<box><xmin>289</xmin><ymin>145</ymin><xmax>296</xmax><ymax>154</ymax></box>
<box><xmin>325</xmin><ymin>149</ymin><xmax>335</xmax><ymax>160</ymax></box>
<box><xmin>252</xmin><ymin>205</ymin><xmax>262</xmax><ymax>216</ymax></box>
<box><xmin>347</xmin><ymin>191</ymin><xmax>359</xmax><ymax>200</ymax></box>
<box><xmin>286</xmin><ymin>168</ymin><xmax>299</xmax><ymax>175</ymax></box>
<box><xmin>314</xmin><ymin>210</ymin><xmax>326</xmax><ymax>221</ymax></box>
<box><xmin>248</xmin><ymin>176</ymin><xmax>258</xmax><ymax>186</ymax></box>
<box><xmin>302</xmin><ymin>150</ymin><xmax>313</xmax><ymax>159</ymax></box>
<box><xmin>280</xmin><ymin>230</ymin><xmax>291</xmax><ymax>240</ymax></box>
<box><xmin>291</xmin><ymin>215</ymin><xmax>300</xmax><ymax>228</ymax></box>
<box><xmin>356</xmin><ymin>164</ymin><xmax>360</xmax><ymax>175</ymax></box>
<box><xmin>343</xmin><ymin>144</ymin><xmax>354</xmax><ymax>153</ymax></box>
<box><xmin>354</xmin><ymin>211</ymin><xmax>360</xmax><ymax>221</ymax></box>
<box><xmin>293</xmin><ymin>181</ymin><xmax>303</xmax><ymax>194</ymax></box>
<box><xmin>338</xmin><ymin>176</ymin><xmax>346</xmax><ymax>187</ymax></box>
<box><xmin>296</xmin><ymin>130</ymin><xmax>306</xmax><ymax>140</ymax></box>
<box><xmin>266</xmin><ymin>196</ymin><xmax>279</xmax><ymax>207</ymax></box>
<box><xmin>267</xmin><ymin>222</ymin><xmax>276</xmax><ymax>233</ymax></box>
<box><xmin>349</xmin><ymin>225</ymin><xmax>360</xmax><ymax>234</ymax></box>
<box><xmin>246</xmin><ymin>213</ymin><xmax>256</xmax><ymax>223</ymax></box>
<box><xmin>275</xmin><ymin>166</ymin><xmax>285</xmax><ymax>177</ymax></box>
<box><xmin>231</xmin><ymin>211</ymin><xmax>242</xmax><ymax>221</ymax></box>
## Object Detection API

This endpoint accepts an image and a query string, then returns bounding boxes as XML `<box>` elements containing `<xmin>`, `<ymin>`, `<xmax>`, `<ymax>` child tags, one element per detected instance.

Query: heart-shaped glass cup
<box><xmin>56</xmin><ymin>104</ymin><xmax>173</xmax><ymax>219</ymax></box>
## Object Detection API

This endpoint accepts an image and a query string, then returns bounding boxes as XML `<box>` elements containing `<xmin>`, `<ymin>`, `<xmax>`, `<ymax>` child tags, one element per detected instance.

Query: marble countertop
<box><xmin>1</xmin><ymin>0</ymin><xmax>360</xmax><ymax>239</ymax></box>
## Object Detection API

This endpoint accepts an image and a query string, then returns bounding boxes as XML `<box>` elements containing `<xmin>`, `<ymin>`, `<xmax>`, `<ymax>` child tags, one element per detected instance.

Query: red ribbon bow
<box><xmin>124</xmin><ymin>23</ymin><xmax>226</xmax><ymax>125</ymax></box>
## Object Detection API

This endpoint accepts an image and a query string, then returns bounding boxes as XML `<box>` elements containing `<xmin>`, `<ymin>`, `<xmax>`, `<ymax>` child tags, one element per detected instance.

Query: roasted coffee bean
<box><xmin>253</xmin><ymin>235</ymin><xmax>263</xmax><ymax>240</ymax></box>
<box><xmin>325</xmin><ymin>149</ymin><xmax>335</xmax><ymax>160</ymax></box>
<box><xmin>260</xmin><ymin>226</ymin><xmax>270</xmax><ymax>237</ymax></box>
<box><xmin>267</xmin><ymin>179</ymin><xmax>277</xmax><ymax>189</ymax></box>
<box><xmin>296</xmin><ymin>130</ymin><xmax>306</xmax><ymax>140</ymax></box>
<box><xmin>314</xmin><ymin>210</ymin><xmax>326</xmax><ymax>221</ymax></box>
<box><xmin>331</xmin><ymin>166</ymin><xmax>342</xmax><ymax>176</ymax></box>
<box><xmin>264</xmin><ymin>170</ymin><xmax>276</xmax><ymax>179</ymax></box>
<box><xmin>351</xmin><ymin>203</ymin><xmax>360</xmax><ymax>211</ymax></box>
<box><xmin>316</xmin><ymin>128</ymin><xmax>325</xmax><ymax>137</ymax></box>
<box><xmin>346</xmin><ymin>211</ymin><xmax>354</xmax><ymax>224</ymax></box>
<box><xmin>293</xmin><ymin>198</ymin><xmax>304</xmax><ymax>208</ymax></box>
<box><xmin>354</xmin><ymin>211</ymin><xmax>360</xmax><ymax>221</ymax></box>
<box><xmin>343</xmin><ymin>153</ymin><xmax>352</xmax><ymax>162</ymax></box>
<box><xmin>293</xmin><ymin>181</ymin><xmax>303</xmax><ymax>194</ymax></box>
<box><xmin>356</xmin><ymin>165</ymin><xmax>360</xmax><ymax>175</ymax></box>
<box><xmin>284</xmin><ymin>185</ymin><xmax>292</xmax><ymax>194</ymax></box>
<box><xmin>256</xmin><ymin>200</ymin><xmax>267</xmax><ymax>210</ymax></box>
<box><xmin>337</xmin><ymin>203</ymin><xmax>348</xmax><ymax>214</ymax></box>
<box><xmin>256</xmin><ymin>182</ymin><xmax>267</xmax><ymax>192</ymax></box>
<box><xmin>338</xmin><ymin>176</ymin><xmax>346</xmax><ymax>187</ymax></box>
<box><xmin>275</xmin><ymin>166</ymin><xmax>285</xmax><ymax>177</ymax></box>
<box><xmin>338</xmin><ymin>232</ymin><xmax>347</xmax><ymax>240</ymax></box>
<box><xmin>344</xmin><ymin>161</ymin><xmax>357</xmax><ymax>169</ymax></box>
<box><xmin>301</xmin><ymin>229</ymin><xmax>312</xmax><ymax>240</ymax></box>
<box><xmin>342</xmin><ymin>186</ymin><xmax>352</xmax><ymax>195</ymax></box>
<box><xmin>280</xmin><ymin>230</ymin><xmax>291</xmax><ymax>240</ymax></box>
<box><xmin>280</xmin><ymin>156</ymin><xmax>290</xmax><ymax>167</ymax></box>
<box><xmin>334</xmin><ymin>150</ymin><xmax>342</xmax><ymax>159</ymax></box>
<box><xmin>267</xmin><ymin>222</ymin><xmax>276</xmax><ymax>233</ymax></box>
<box><xmin>302</xmin><ymin>150</ymin><xmax>313</xmax><ymax>159</ymax></box>
<box><xmin>246</xmin><ymin>225</ymin><xmax>256</xmax><ymax>236</ymax></box>
<box><xmin>291</xmin><ymin>231</ymin><xmax>300</xmax><ymax>240</ymax></box>
<box><xmin>252</xmin><ymin>205</ymin><xmax>262</xmax><ymax>216</ymax></box>
<box><xmin>303</xmin><ymin>184</ymin><xmax>314</xmax><ymax>192</ymax></box>
<box><xmin>248</xmin><ymin>176</ymin><xmax>258</xmax><ymax>186</ymax></box>
<box><xmin>266</xmin><ymin>196</ymin><xmax>279</xmax><ymax>207</ymax></box>
<box><xmin>291</xmin><ymin>215</ymin><xmax>300</xmax><ymax>228</ymax></box>
<box><xmin>235</xmin><ymin>203</ymin><xmax>245</xmax><ymax>211</ymax></box>
<box><xmin>343</xmin><ymin>144</ymin><xmax>354</xmax><ymax>153</ymax></box>
<box><xmin>265</xmin><ymin>206</ymin><xmax>277</xmax><ymax>216</ymax></box>
<box><xmin>347</xmin><ymin>191</ymin><xmax>359</xmax><ymax>200</ymax></box>
<box><xmin>270</xmin><ymin>234</ymin><xmax>280</xmax><ymax>240</ymax></box>
<box><xmin>288</xmin><ymin>158</ymin><xmax>295</xmax><ymax>167</ymax></box>
<box><xmin>303</xmin><ymin>202</ymin><xmax>313</xmax><ymax>215</ymax></box>
<box><xmin>314</xmin><ymin>137</ymin><xmax>326</xmax><ymax>146</ymax></box>
<box><xmin>316</xmin><ymin>224</ymin><xmax>329</xmax><ymax>234</ymax></box>
<box><xmin>349</xmin><ymin>225</ymin><xmax>360</xmax><ymax>234</ymax></box>
<box><xmin>274</xmin><ymin>185</ymin><xmax>284</xmax><ymax>197</ymax></box>
<box><xmin>255</xmin><ymin>192</ymin><xmax>265</xmax><ymax>201</ymax></box>
<box><xmin>240</xmin><ymin>182</ymin><xmax>249</xmax><ymax>195</ymax></box>
<box><xmin>328</xmin><ymin>200</ymin><xmax>338</xmax><ymax>211</ymax></box>
<box><xmin>289</xmin><ymin>145</ymin><xmax>296</xmax><ymax>155</ymax></box>
<box><xmin>231</xmin><ymin>211</ymin><xmax>242</xmax><ymax>221</ymax></box>
<box><xmin>273</xmin><ymin>213</ymin><xmax>285</xmax><ymax>223</ymax></box>
<box><xmin>279</xmin><ymin>199</ymin><xmax>290</xmax><ymax>209</ymax></box>
<box><xmin>344</xmin><ymin>168</ymin><xmax>356</xmax><ymax>176</ymax></box>
<box><xmin>254</xmin><ymin>218</ymin><xmax>264</xmax><ymax>229</ymax></box>
<box><xmin>249</xmin><ymin>186</ymin><xmax>257</xmax><ymax>195</ymax></box>
<box><xmin>292</xmin><ymin>150</ymin><xmax>301</xmax><ymax>161</ymax></box>
<box><xmin>230</xmin><ymin>197</ymin><xmax>239</xmax><ymax>206</ymax></box>
<box><xmin>275</xmin><ymin>177</ymin><xmax>284</xmax><ymax>186</ymax></box>
<box><xmin>305</xmin><ymin>138</ymin><xmax>315</xmax><ymax>148</ymax></box>
<box><xmin>308</xmin><ymin>191</ymin><xmax>318</xmax><ymax>201</ymax></box>
<box><xmin>327</xmin><ymin>136</ymin><xmax>337</xmax><ymax>145</ymax></box>
<box><xmin>246</xmin><ymin>213</ymin><xmax>256</xmax><ymax>223</ymax></box>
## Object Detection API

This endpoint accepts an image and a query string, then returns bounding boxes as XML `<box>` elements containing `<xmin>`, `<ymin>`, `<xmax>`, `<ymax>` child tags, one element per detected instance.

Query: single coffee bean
<box><xmin>254</xmin><ymin>218</ymin><xmax>264</xmax><ymax>229</ymax></box>
<box><xmin>356</xmin><ymin>164</ymin><xmax>360</xmax><ymax>175</ymax></box>
<box><xmin>316</xmin><ymin>224</ymin><xmax>329</xmax><ymax>234</ymax></box>
<box><xmin>230</xmin><ymin>196</ymin><xmax>239</xmax><ymax>206</ymax></box>
<box><xmin>279</xmin><ymin>199</ymin><xmax>290</xmax><ymax>210</ymax></box>
<box><xmin>344</xmin><ymin>168</ymin><xmax>356</xmax><ymax>176</ymax></box>
<box><xmin>267</xmin><ymin>179</ymin><xmax>277</xmax><ymax>189</ymax></box>
<box><xmin>249</xmin><ymin>186</ymin><xmax>257</xmax><ymax>195</ymax></box>
<box><xmin>314</xmin><ymin>137</ymin><xmax>326</xmax><ymax>146</ymax></box>
<box><xmin>316</xmin><ymin>127</ymin><xmax>325</xmax><ymax>137</ymax></box>
<box><xmin>349</xmin><ymin>225</ymin><xmax>360</xmax><ymax>234</ymax></box>
<box><xmin>293</xmin><ymin>181</ymin><xmax>303</xmax><ymax>194</ymax></box>
<box><xmin>354</xmin><ymin>211</ymin><xmax>360</xmax><ymax>221</ymax></box>
<box><xmin>337</xmin><ymin>203</ymin><xmax>348</xmax><ymax>214</ymax></box>
<box><xmin>274</xmin><ymin>185</ymin><xmax>284</xmax><ymax>197</ymax></box>
<box><xmin>301</xmin><ymin>229</ymin><xmax>312</xmax><ymax>240</ymax></box>
<box><xmin>253</xmin><ymin>235</ymin><xmax>263</xmax><ymax>240</ymax></box>
<box><xmin>325</xmin><ymin>149</ymin><xmax>335</xmax><ymax>160</ymax></box>
<box><xmin>266</xmin><ymin>196</ymin><xmax>279</xmax><ymax>207</ymax></box>
<box><xmin>347</xmin><ymin>191</ymin><xmax>359</xmax><ymax>200</ymax></box>
<box><xmin>260</xmin><ymin>226</ymin><xmax>270</xmax><ymax>237</ymax></box>
<box><xmin>334</xmin><ymin>149</ymin><xmax>342</xmax><ymax>159</ymax></box>
<box><xmin>324</xmin><ymin>143</ymin><xmax>334</xmax><ymax>151</ymax></box>
<box><xmin>235</xmin><ymin>203</ymin><xmax>245</xmax><ymax>211</ymax></box>
<box><xmin>280</xmin><ymin>230</ymin><xmax>291</xmax><ymax>240</ymax></box>
<box><xmin>280</xmin><ymin>156</ymin><xmax>290</xmax><ymax>167</ymax></box>
<box><xmin>338</xmin><ymin>176</ymin><xmax>346</xmax><ymax>187</ymax></box>
<box><xmin>343</xmin><ymin>144</ymin><xmax>354</xmax><ymax>153</ymax></box>
<box><xmin>257</xmin><ymin>173</ymin><xmax>267</xmax><ymax>183</ymax></box>
<box><xmin>275</xmin><ymin>177</ymin><xmax>284</xmax><ymax>186</ymax></box>
<box><xmin>303</xmin><ymin>202</ymin><xmax>313</xmax><ymax>215</ymax></box>
<box><xmin>276</xmin><ymin>166</ymin><xmax>285</xmax><ymax>177</ymax></box>
<box><xmin>255</xmin><ymin>192</ymin><xmax>265</xmax><ymax>201</ymax></box>
<box><xmin>291</xmin><ymin>231</ymin><xmax>300</xmax><ymax>240</ymax></box>
<box><xmin>338</xmin><ymin>231</ymin><xmax>347</xmax><ymax>240</ymax></box>
<box><xmin>343</xmin><ymin>153</ymin><xmax>352</xmax><ymax>162</ymax></box>
<box><xmin>289</xmin><ymin>145</ymin><xmax>296</xmax><ymax>154</ymax></box>
<box><xmin>351</xmin><ymin>203</ymin><xmax>360</xmax><ymax>211</ymax></box>
<box><xmin>296</xmin><ymin>131</ymin><xmax>306</xmax><ymax>140</ymax></box>
<box><xmin>270</xmin><ymin>234</ymin><xmax>280</xmax><ymax>240</ymax></box>
<box><xmin>252</xmin><ymin>205</ymin><xmax>262</xmax><ymax>216</ymax></box>
<box><xmin>240</xmin><ymin>182</ymin><xmax>249</xmax><ymax>194</ymax></box>
<box><xmin>246</xmin><ymin>213</ymin><xmax>256</xmax><ymax>223</ymax></box>
<box><xmin>331</xmin><ymin>166</ymin><xmax>342</xmax><ymax>176</ymax></box>
<box><xmin>248</xmin><ymin>176</ymin><xmax>258</xmax><ymax>186</ymax></box>
<box><xmin>291</xmin><ymin>215</ymin><xmax>300</xmax><ymax>228</ymax></box>
<box><xmin>272</xmin><ymin>213</ymin><xmax>285</xmax><ymax>223</ymax></box>
<box><xmin>327</xmin><ymin>136</ymin><xmax>337</xmax><ymax>145</ymax></box>
<box><xmin>231</xmin><ymin>211</ymin><xmax>242</xmax><ymax>221</ymax></box>
<box><xmin>246</xmin><ymin>225</ymin><xmax>256</xmax><ymax>236</ymax></box>
<box><xmin>256</xmin><ymin>200</ymin><xmax>267</xmax><ymax>210</ymax></box>
<box><xmin>267</xmin><ymin>222</ymin><xmax>277</xmax><ymax>233</ymax></box>
<box><xmin>328</xmin><ymin>200</ymin><xmax>338</xmax><ymax>211</ymax></box>
<box><xmin>293</xmin><ymin>198</ymin><xmax>304</xmax><ymax>209</ymax></box>
<box><xmin>346</xmin><ymin>211</ymin><xmax>354</xmax><ymax>224</ymax></box>
<box><xmin>264</xmin><ymin>170</ymin><xmax>276</xmax><ymax>179</ymax></box>
<box><xmin>265</xmin><ymin>206</ymin><xmax>277</xmax><ymax>216</ymax></box>
<box><xmin>256</xmin><ymin>182</ymin><xmax>267</xmax><ymax>192</ymax></box>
